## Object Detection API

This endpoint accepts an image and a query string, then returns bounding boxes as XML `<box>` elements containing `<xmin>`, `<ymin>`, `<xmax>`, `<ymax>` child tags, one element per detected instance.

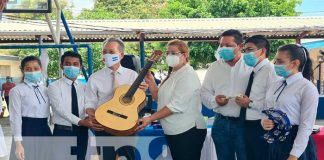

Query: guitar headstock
<box><xmin>148</xmin><ymin>50</ymin><xmax>163</xmax><ymax>63</ymax></box>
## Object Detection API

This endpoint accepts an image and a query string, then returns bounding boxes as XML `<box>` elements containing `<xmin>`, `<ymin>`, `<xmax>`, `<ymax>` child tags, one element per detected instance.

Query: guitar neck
<box><xmin>124</xmin><ymin>61</ymin><xmax>154</xmax><ymax>99</ymax></box>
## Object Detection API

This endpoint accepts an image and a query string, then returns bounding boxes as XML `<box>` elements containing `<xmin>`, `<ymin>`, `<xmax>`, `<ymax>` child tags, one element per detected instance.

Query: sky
<box><xmin>69</xmin><ymin>0</ymin><xmax>324</xmax><ymax>17</ymax></box>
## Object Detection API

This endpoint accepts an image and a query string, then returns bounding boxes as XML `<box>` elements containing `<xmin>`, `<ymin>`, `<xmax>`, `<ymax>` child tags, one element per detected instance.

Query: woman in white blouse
<box><xmin>262</xmin><ymin>44</ymin><xmax>318</xmax><ymax>160</ymax></box>
<box><xmin>137</xmin><ymin>39</ymin><xmax>207</xmax><ymax>160</ymax></box>
<box><xmin>9</xmin><ymin>56</ymin><xmax>52</xmax><ymax>160</ymax></box>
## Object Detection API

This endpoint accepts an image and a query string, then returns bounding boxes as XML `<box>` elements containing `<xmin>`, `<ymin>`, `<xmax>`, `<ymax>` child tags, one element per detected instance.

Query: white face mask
<box><xmin>104</xmin><ymin>53</ymin><xmax>120</xmax><ymax>67</ymax></box>
<box><xmin>166</xmin><ymin>54</ymin><xmax>180</xmax><ymax>67</ymax></box>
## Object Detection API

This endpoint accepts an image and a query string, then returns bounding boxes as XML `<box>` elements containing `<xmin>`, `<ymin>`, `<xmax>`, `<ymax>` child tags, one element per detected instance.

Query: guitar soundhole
<box><xmin>119</xmin><ymin>94</ymin><xmax>134</xmax><ymax>105</ymax></box>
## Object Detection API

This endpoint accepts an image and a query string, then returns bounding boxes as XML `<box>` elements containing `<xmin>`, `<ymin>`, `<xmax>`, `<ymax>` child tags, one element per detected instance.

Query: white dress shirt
<box><xmin>201</xmin><ymin>57</ymin><xmax>253</xmax><ymax>117</ymax></box>
<box><xmin>85</xmin><ymin>66</ymin><xmax>138</xmax><ymax>109</ymax></box>
<box><xmin>158</xmin><ymin>64</ymin><xmax>207</xmax><ymax>135</ymax></box>
<box><xmin>9</xmin><ymin>80</ymin><xmax>49</xmax><ymax>141</ymax></box>
<box><xmin>246</xmin><ymin>59</ymin><xmax>279</xmax><ymax>120</ymax></box>
<box><xmin>48</xmin><ymin>77</ymin><xmax>86</xmax><ymax>126</ymax></box>
<box><xmin>265</xmin><ymin>72</ymin><xmax>319</xmax><ymax>158</ymax></box>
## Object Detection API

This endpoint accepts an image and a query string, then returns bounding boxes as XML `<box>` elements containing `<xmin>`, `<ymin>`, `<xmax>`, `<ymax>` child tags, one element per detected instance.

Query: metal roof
<box><xmin>1</xmin><ymin>16</ymin><xmax>324</xmax><ymax>43</ymax></box>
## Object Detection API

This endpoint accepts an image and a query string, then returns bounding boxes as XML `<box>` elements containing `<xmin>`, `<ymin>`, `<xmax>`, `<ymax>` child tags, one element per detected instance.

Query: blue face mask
<box><xmin>64</xmin><ymin>66</ymin><xmax>80</xmax><ymax>79</ymax></box>
<box><xmin>274</xmin><ymin>64</ymin><xmax>292</xmax><ymax>78</ymax></box>
<box><xmin>243</xmin><ymin>52</ymin><xmax>259</xmax><ymax>67</ymax></box>
<box><xmin>25</xmin><ymin>71</ymin><xmax>42</xmax><ymax>83</ymax></box>
<box><xmin>217</xmin><ymin>47</ymin><xmax>235</xmax><ymax>61</ymax></box>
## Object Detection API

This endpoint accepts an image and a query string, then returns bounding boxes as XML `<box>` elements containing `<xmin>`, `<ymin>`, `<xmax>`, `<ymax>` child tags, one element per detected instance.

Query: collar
<box><xmin>106</xmin><ymin>65</ymin><xmax>126</xmax><ymax>75</ymax></box>
<box><xmin>253</xmin><ymin>58</ymin><xmax>269</xmax><ymax>72</ymax></box>
<box><xmin>62</xmin><ymin>76</ymin><xmax>78</xmax><ymax>86</ymax></box>
<box><xmin>285</xmin><ymin>72</ymin><xmax>303</xmax><ymax>86</ymax></box>
<box><xmin>23</xmin><ymin>79</ymin><xmax>39</xmax><ymax>88</ymax></box>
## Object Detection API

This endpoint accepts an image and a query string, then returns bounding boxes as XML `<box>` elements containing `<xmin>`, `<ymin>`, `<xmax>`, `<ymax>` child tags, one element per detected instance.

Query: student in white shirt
<box><xmin>138</xmin><ymin>39</ymin><xmax>207</xmax><ymax>160</ymax></box>
<box><xmin>85</xmin><ymin>38</ymin><xmax>147</xmax><ymax>160</ymax></box>
<box><xmin>234</xmin><ymin>35</ymin><xmax>278</xmax><ymax>160</ymax></box>
<box><xmin>48</xmin><ymin>51</ymin><xmax>95</xmax><ymax>160</ymax></box>
<box><xmin>262</xmin><ymin>44</ymin><xmax>318</xmax><ymax>160</ymax></box>
<box><xmin>0</xmin><ymin>101</ymin><xmax>7</xmax><ymax>159</ymax></box>
<box><xmin>9</xmin><ymin>56</ymin><xmax>52</xmax><ymax>160</ymax></box>
<box><xmin>201</xmin><ymin>29</ymin><xmax>252</xmax><ymax>160</ymax></box>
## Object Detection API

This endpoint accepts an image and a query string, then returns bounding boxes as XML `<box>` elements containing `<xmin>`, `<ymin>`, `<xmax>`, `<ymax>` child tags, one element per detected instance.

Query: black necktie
<box><xmin>71</xmin><ymin>82</ymin><xmax>79</xmax><ymax>117</ymax></box>
<box><xmin>33</xmin><ymin>85</ymin><xmax>46</xmax><ymax>104</ymax></box>
<box><xmin>239</xmin><ymin>71</ymin><xmax>254</xmax><ymax>121</ymax></box>
<box><xmin>274</xmin><ymin>80</ymin><xmax>287</xmax><ymax>102</ymax></box>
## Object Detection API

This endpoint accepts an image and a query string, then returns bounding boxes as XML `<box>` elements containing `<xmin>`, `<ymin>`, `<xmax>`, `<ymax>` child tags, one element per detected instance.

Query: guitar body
<box><xmin>95</xmin><ymin>85</ymin><xmax>146</xmax><ymax>136</ymax></box>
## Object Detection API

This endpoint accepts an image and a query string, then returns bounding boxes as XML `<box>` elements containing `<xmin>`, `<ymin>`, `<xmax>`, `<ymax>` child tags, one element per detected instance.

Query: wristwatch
<box><xmin>248</xmin><ymin>101</ymin><xmax>253</xmax><ymax>109</ymax></box>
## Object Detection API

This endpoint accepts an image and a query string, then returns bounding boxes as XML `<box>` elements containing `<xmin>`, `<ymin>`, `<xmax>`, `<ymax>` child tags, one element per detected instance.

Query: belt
<box><xmin>218</xmin><ymin>114</ymin><xmax>240</xmax><ymax>121</ymax></box>
<box><xmin>54</xmin><ymin>124</ymin><xmax>73</xmax><ymax>131</ymax></box>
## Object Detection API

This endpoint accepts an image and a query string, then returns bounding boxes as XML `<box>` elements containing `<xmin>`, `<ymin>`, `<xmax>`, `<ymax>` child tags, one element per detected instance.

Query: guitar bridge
<box><xmin>107</xmin><ymin>110</ymin><xmax>128</xmax><ymax>119</ymax></box>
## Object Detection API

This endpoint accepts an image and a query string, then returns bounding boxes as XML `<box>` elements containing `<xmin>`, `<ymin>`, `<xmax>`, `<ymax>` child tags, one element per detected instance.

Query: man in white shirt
<box><xmin>235</xmin><ymin>35</ymin><xmax>278</xmax><ymax>160</ymax></box>
<box><xmin>48</xmin><ymin>51</ymin><xmax>95</xmax><ymax>160</ymax></box>
<box><xmin>201</xmin><ymin>29</ymin><xmax>252</xmax><ymax>160</ymax></box>
<box><xmin>85</xmin><ymin>38</ymin><xmax>147</xmax><ymax>160</ymax></box>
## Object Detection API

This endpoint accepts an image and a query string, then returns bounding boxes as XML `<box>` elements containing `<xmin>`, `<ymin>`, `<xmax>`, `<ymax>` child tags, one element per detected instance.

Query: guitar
<box><xmin>95</xmin><ymin>50</ymin><xmax>162</xmax><ymax>136</ymax></box>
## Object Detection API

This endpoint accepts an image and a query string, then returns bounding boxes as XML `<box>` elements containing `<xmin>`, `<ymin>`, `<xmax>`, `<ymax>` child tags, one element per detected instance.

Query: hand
<box><xmin>262</xmin><ymin>119</ymin><xmax>274</xmax><ymax>131</ymax></box>
<box><xmin>139</xmin><ymin>82</ymin><xmax>149</xmax><ymax>91</ymax></box>
<box><xmin>235</xmin><ymin>95</ymin><xmax>250</xmax><ymax>108</ymax></box>
<box><xmin>15</xmin><ymin>142</ymin><xmax>25</xmax><ymax>160</ymax></box>
<box><xmin>287</xmin><ymin>155</ymin><xmax>298</xmax><ymax>160</ymax></box>
<box><xmin>85</xmin><ymin>108</ymin><xmax>95</xmax><ymax>119</ymax></box>
<box><xmin>215</xmin><ymin>95</ymin><xmax>229</xmax><ymax>106</ymax></box>
<box><xmin>136</xmin><ymin>116</ymin><xmax>152</xmax><ymax>132</ymax></box>
<box><xmin>145</xmin><ymin>71</ymin><xmax>155</xmax><ymax>85</ymax></box>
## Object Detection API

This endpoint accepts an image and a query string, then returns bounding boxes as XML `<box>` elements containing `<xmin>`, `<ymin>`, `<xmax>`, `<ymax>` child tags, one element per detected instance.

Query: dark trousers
<box><xmin>165</xmin><ymin>127</ymin><xmax>207</xmax><ymax>160</ymax></box>
<box><xmin>244</xmin><ymin>120</ymin><xmax>268</xmax><ymax>160</ymax></box>
<box><xmin>4</xmin><ymin>96</ymin><xmax>9</xmax><ymax>110</ymax></box>
<box><xmin>265</xmin><ymin>125</ymin><xmax>317</xmax><ymax>160</ymax></box>
<box><xmin>211</xmin><ymin>114</ymin><xmax>247</xmax><ymax>160</ymax></box>
<box><xmin>94</xmin><ymin>131</ymin><xmax>136</xmax><ymax>160</ymax></box>
<box><xmin>53</xmin><ymin>124</ymin><xmax>89</xmax><ymax>160</ymax></box>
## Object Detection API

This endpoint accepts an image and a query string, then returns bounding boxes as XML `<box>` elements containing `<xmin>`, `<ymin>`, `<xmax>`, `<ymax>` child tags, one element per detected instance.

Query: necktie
<box><xmin>112</xmin><ymin>71</ymin><xmax>119</xmax><ymax>89</ymax></box>
<box><xmin>71</xmin><ymin>82</ymin><xmax>79</xmax><ymax>117</ymax></box>
<box><xmin>239</xmin><ymin>71</ymin><xmax>254</xmax><ymax>121</ymax></box>
<box><xmin>274</xmin><ymin>80</ymin><xmax>287</xmax><ymax>102</ymax></box>
<box><xmin>33</xmin><ymin>85</ymin><xmax>46</xmax><ymax>104</ymax></box>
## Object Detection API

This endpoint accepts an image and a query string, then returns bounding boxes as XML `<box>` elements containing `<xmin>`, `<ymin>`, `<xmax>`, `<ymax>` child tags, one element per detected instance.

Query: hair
<box><xmin>60</xmin><ymin>50</ymin><xmax>83</xmax><ymax>65</ymax></box>
<box><xmin>277</xmin><ymin>44</ymin><xmax>313</xmax><ymax>81</ymax></box>
<box><xmin>20</xmin><ymin>56</ymin><xmax>42</xmax><ymax>81</ymax></box>
<box><xmin>221</xmin><ymin>29</ymin><xmax>243</xmax><ymax>44</ymax></box>
<box><xmin>102</xmin><ymin>37</ymin><xmax>125</xmax><ymax>53</ymax></box>
<box><xmin>245</xmin><ymin>35</ymin><xmax>270</xmax><ymax>57</ymax></box>
<box><xmin>167</xmin><ymin>39</ymin><xmax>190</xmax><ymax>62</ymax></box>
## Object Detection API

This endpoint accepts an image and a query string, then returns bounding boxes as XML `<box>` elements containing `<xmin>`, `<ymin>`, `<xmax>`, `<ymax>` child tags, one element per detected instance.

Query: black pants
<box><xmin>265</xmin><ymin>125</ymin><xmax>317</xmax><ymax>160</ymax></box>
<box><xmin>53</xmin><ymin>124</ymin><xmax>89</xmax><ymax>160</ymax></box>
<box><xmin>94</xmin><ymin>131</ymin><xmax>136</xmax><ymax>160</ymax></box>
<box><xmin>165</xmin><ymin>127</ymin><xmax>207</xmax><ymax>160</ymax></box>
<box><xmin>4</xmin><ymin>96</ymin><xmax>9</xmax><ymax>110</ymax></box>
<box><xmin>244</xmin><ymin>120</ymin><xmax>268</xmax><ymax>160</ymax></box>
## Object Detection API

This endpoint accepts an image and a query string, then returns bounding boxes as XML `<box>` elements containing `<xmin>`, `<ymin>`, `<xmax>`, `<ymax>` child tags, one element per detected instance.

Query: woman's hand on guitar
<box><xmin>145</xmin><ymin>71</ymin><xmax>155</xmax><ymax>85</ymax></box>
<box><xmin>136</xmin><ymin>116</ymin><xmax>152</xmax><ymax>132</ymax></box>
<box><xmin>139</xmin><ymin>82</ymin><xmax>149</xmax><ymax>91</ymax></box>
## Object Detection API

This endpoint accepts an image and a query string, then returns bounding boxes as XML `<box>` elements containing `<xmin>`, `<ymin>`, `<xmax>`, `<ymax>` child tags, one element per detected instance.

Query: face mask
<box><xmin>274</xmin><ymin>64</ymin><xmax>292</xmax><ymax>78</ymax></box>
<box><xmin>63</xmin><ymin>66</ymin><xmax>80</xmax><ymax>79</ymax></box>
<box><xmin>166</xmin><ymin>54</ymin><xmax>180</xmax><ymax>67</ymax></box>
<box><xmin>25</xmin><ymin>71</ymin><xmax>42</xmax><ymax>83</ymax></box>
<box><xmin>217</xmin><ymin>47</ymin><xmax>235</xmax><ymax>61</ymax></box>
<box><xmin>243</xmin><ymin>52</ymin><xmax>260</xmax><ymax>67</ymax></box>
<box><xmin>104</xmin><ymin>53</ymin><xmax>120</xmax><ymax>67</ymax></box>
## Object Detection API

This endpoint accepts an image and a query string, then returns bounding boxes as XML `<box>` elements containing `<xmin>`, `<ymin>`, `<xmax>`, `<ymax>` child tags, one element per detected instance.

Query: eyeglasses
<box><xmin>241</xmin><ymin>48</ymin><xmax>261</xmax><ymax>53</ymax></box>
<box><xmin>166</xmin><ymin>51</ymin><xmax>182</xmax><ymax>56</ymax></box>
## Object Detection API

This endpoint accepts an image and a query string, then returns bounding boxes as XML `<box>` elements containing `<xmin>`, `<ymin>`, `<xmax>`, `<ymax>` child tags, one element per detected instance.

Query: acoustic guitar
<box><xmin>95</xmin><ymin>51</ymin><xmax>162</xmax><ymax>136</ymax></box>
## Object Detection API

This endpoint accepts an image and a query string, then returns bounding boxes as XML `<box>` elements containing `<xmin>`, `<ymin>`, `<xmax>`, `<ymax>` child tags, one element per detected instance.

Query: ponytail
<box><xmin>160</xmin><ymin>66</ymin><xmax>172</xmax><ymax>86</ymax></box>
<box><xmin>300</xmin><ymin>47</ymin><xmax>313</xmax><ymax>81</ymax></box>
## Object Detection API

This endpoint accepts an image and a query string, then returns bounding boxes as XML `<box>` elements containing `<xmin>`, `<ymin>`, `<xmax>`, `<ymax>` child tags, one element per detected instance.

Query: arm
<box><xmin>145</xmin><ymin>72</ymin><xmax>158</xmax><ymax>101</ymax></box>
<box><xmin>48</xmin><ymin>84</ymin><xmax>81</xmax><ymax>126</ymax></box>
<box><xmin>9</xmin><ymin>88</ymin><xmax>23</xmax><ymax>142</ymax></box>
<box><xmin>84</xmin><ymin>77</ymin><xmax>98</xmax><ymax>118</ymax></box>
<box><xmin>290</xmin><ymin>86</ymin><xmax>319</xmax><ymax>158</ymax></box>
<box><xmin>200</xmin><ymin>66</ymin><xmax>219</xmax><ymax>109</ymax></box>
